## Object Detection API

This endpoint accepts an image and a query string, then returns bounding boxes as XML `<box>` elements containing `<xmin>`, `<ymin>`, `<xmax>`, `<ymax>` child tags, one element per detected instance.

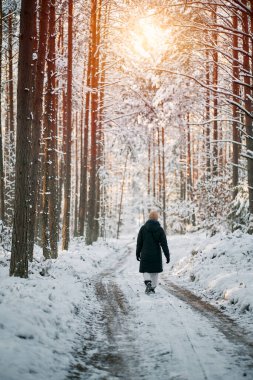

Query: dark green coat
<box><xmin>136</xmin><ymin>220</ymin><xmax>170</xmax><ymax>273</ymax></box>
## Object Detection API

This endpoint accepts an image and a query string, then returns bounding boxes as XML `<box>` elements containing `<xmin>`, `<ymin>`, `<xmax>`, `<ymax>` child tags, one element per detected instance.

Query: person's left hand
<box><xmin>136</xmin><ymin>256</ymin><xmax>140</xmax><ymax>261</ymax></box>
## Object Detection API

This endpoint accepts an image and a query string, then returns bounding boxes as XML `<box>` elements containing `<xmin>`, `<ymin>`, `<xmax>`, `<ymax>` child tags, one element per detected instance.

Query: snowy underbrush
<box><xmin>166</xmin><ymin>200</ymin><xmax>197</xmax><ymax>234</ymax></box>
<box><xmin>166</xmin><ymin>186</ymin><xmax>253</xmax><ymax>236</ymax></box>
<box><xmin>227</xmin><ymin>188</ymin><xmax>253</xmax><ymax>234</ymax></box>
<box><xmin>0</xmin><ymin>220</ymin><xmax>12</xmax><ymax>252</ymax></box>
<box><xmin>169</xmin><ymin>230</ymin><xmax>253</xmax><ymax>328</ymax></box>
<box><xmin>0</xmin><ymin>238</ymin><xmax>116</xmax><ymax>380</ymax></box>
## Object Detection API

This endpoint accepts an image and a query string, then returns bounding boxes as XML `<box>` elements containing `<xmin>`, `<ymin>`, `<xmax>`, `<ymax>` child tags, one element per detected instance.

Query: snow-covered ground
<box><xmin>0</xmin><ymin>230</ymin><xmax>252</xmax><ymax>380</ymax></box>
<box><xmin>167</xmin><ymin>230</ymin><xmax>253</xmax><ymax>330</ymax></box>
<box><xmin>0</xmin><ymin>238</ymin><xmax>119</xmax><ymax>380</ymax></box>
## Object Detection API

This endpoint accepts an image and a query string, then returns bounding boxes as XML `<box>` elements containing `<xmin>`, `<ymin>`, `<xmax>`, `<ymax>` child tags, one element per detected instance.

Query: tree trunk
<box><xmin>161</xmin><ymin>126</ymin><xmax>166</xmax><ymax>233</ymax></box>
<box><xmin>55</xmin><ymin>11</ymin><xmax>64</xmax><ymax>243</ymax></box>
<box><xmin>180</xmin><ymin>147</ymin><xmax>185</xmax><ymax>201</ymax></box>
<box><xmin>116</xmin><ymin>150</ymin><xmax>129</xmax><ymax>239</ymax></box>
<box><xmin>74</xmin><ymin>112</ymin><xmax>79</xmax><ymax>237</ymax></box>
<box><xmin>78</xmin><ymin>56</ymin><xmax>91</xmax><ymax>236</ymax></box>
<box><xmin>42</xmin><ymin>1</ymin><xmax>58</xmax><ymax>259</ymax></box>
<box><xmin>62</xmin><ymin>0</ymin><xmax>73</xmax><ymax>250</ymax></box>
<box><xmin>212</xmin><ymin>6</ymin><xmax>218</xmax><ymax>176</ymax></box>
<box><xmin>10</xmin><ymin>0</ymin><xmax>36</xmax><ymax>278</ymax></box>
<box><xmin>8</xmin><ymin>12</ymin><xmax>15</xmax><ymax>151</ymax></box>
<box><xmin>27</xmin><ymin>0</ymin><xmax>50</xmax><ymax>261</ymax></box>
<box><xmin>94</xmin><ymin>0</ymin><xmax>103</xmax><ymax>240</ymax></box>
<box><xmin>187</xmin><ymin>113</ymin><xmax>192</xmax><ymax>201</ymax></box>
<box><xmin>86</xmin><ymin>0</ymin><xmax>100</xmax><ymax>245</ymax></box>
<box><xmin>147</xmin><ymin>137</ymin><xmax>151</xmax><ymax>208</ymax></box>
<box><xmin>6</xmin><ymin>12</ymin><xmax>15</xmax><ymax>226</ymax></box>
<box><xmin>232</xmin><ymin>11</ymin><xmax>240</xmax><ymax>199</ymax></box>
<box><xmin>157</xmin><ymin>127</ymin><xmax>162</xmax><ymax>204</ymax></box>
<box><xmin>205</xmin><ymin>49</ymin><xmax>211</xmax><ymax>176</ymax></box>
<box><xmin>242</xmin><ymin>2</ymin><xmax>253</xmax><ymax>214</ymax></box>
<box><xmin>0</xmin><ymin>0</ymin><xmax>4</xmax><ymax>221</ymax></box>
<box><xmin>152</xmin><ymin>128</ymin><xmax>156</xmax><ymax>199</ymax></box>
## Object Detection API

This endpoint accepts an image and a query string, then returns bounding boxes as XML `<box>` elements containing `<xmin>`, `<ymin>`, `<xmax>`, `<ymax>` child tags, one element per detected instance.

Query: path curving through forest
<box><xmin>67</xmin><ymin>240</ymin><xmax>253</xmax><ymax>380</ymax></box>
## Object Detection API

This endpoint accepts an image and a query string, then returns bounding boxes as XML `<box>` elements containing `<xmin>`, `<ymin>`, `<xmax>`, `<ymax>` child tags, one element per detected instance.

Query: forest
<box><xmin>0</xmin><ymin>1</ymin><xmax>253</xmax><ymax>379</ymax></box>
<box><xmin>0</xmin><ymin>0</ymin><xmax>252</xmax><ymax>277</ymax></box>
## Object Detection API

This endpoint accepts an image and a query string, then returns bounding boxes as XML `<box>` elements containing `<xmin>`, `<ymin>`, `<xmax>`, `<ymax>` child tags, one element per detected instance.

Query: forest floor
<box><xmin>0</xmin><ymin>231</ymin><xmax>253</xmax><ymax>380</ymax></box>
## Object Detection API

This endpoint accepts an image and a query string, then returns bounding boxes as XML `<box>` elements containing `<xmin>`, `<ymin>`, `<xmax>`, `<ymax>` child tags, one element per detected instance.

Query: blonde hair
<box><xmin>149</xmin><ymin>210</ymin><xmax>159</xmax><ymax>220</ymax></box>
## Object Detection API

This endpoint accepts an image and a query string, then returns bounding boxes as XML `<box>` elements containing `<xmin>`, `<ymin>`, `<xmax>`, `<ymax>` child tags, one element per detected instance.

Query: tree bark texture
<box><xmin>0</xmin><ymin>0</ymin><xmax>4</xmax><ymax>221</ymax></box>
<box><xmin>27</xmin><ymin>0</ymin><xmax>50</xmax><ymax>261</ymax></box>
<box><xmin>62</xmin><ymin>0</ymin><xmax>73</xmax><ymax>250</ymax></box>
<box><xmin>232</xmin><ymin>12</ymin><xmax>240</xmax><ymax>199</ymax></box>
<box><xmin>42</xmin><ymin>2</ymin><xmax>58</xmax><ymax>259</ymax></box>
<box><xmin>242</xmin><ymin>3</ymin><xmax>253</xmax><ymax>213</ymax></box>
<box><xmin>10</xmin><ymin>0</ymin><xmax>36</xmax><ymax>278</ymax></box>
<box><xmin>86</xmin><ymin>0</ymin><xmax>100</xmax><ymax>245</ymax></box>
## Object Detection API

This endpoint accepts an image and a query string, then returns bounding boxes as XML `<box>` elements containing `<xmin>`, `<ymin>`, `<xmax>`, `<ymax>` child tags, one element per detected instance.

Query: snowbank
<box><xmin>169</xmin><ymin>230</ymin><xmax>253</xmax><ymax>327</ymax></box>
<box><xmin>0</xmin><ymin>238</ymin><xmax>116</xmax><ymax>380</ymax></box>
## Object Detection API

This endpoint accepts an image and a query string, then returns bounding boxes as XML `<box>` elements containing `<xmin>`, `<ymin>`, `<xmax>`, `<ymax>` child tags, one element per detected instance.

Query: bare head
<box><xmin>149</xmin><ymin>210</ymin><xmax>159</xmax><ymax>221</ymax></box>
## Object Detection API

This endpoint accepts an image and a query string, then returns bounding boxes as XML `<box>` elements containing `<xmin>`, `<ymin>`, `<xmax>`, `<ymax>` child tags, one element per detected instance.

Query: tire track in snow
<box><xmin>161</xmin><ymin>279</ymin><xmax>253</xmax><ymax>359</ymax></box>
<box><xmin>122</xmin><ymin>274</ymin><xmax>213</xmax><ymax>379</ymax></box>
<box><xmin>67</xmin><ymin>242</ymin><xmax>138</xmax><ymax>380</ymax></box>
<box><xmin>67</xmin><ymin>240</ymin><xmax>253</xmax><ymax>379</ymax></box>
<box><xmin>163</xmin><ymin>294</ymin><xmax>209</xmax><ymax>380</ymax></box>
<box><xmin>122</xmin><ymin>271</ymin><xmax>253</xmax><ymax>379</ymax></box>
<box><xmin>113</xmin><ymin>243</ymin><xmax>253</xmax><ymax>379</ymax></box>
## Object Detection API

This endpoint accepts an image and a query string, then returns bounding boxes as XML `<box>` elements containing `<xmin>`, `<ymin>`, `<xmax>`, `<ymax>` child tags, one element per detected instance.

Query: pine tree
<box><xmin>86</xmin><ymin>0</ymin><xmax>100</xmax><ymax>245</ymax></box>
<box><xmin>5</xmin><ymin>12</ymin><xmax>15</xmax><ymax>226</ymax></box>
<box><xmin>62</xmin><ymin>0</ymin><xmax>73</xmax><ymax>250</ymax></box>
<box><xmin>232</xmin><ymin>10</ymin><xmax>240</xmax><ymax>199</ymax></box>
<box><xmin>42</xmin><ymin>1</ymin><xmax>58</xmax><ymax>259</ymax></box>
<box><xmin>10</xmin><ymin>0</ymin><xmax>37</xmax><ymax>278</ymax></box>
<box><xmin>0</xmin><ymin>0</ymin><xmax>4</xmax><ymax>222</ymax></box>
<box><xmin>242</xmin><ymin>2</ymin><xmax>253</xmax><ymax>213</ymax></box>
<box><xmin>27</xmin><ymin>0</ymin><xmax>50</xmax><ymax>261</ymax></box>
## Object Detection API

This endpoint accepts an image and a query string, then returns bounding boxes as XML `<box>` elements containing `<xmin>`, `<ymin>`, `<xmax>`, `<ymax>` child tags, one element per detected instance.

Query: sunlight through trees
<box><xmin>0</xmin><ymin>0</ymin><xmax>252</xmax><ymax>277</ymax></box>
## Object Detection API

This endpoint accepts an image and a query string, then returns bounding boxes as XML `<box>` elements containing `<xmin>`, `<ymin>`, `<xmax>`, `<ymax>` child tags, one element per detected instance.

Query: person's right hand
<box><xmin>166</xmin><ymin>257</ymin><xmax>170</xmax><ymax>264</ymax></box>
<box><xmin>136</xmin><ymin>256</ymin><xmax>140</xmax><ymax>261</ymax></box>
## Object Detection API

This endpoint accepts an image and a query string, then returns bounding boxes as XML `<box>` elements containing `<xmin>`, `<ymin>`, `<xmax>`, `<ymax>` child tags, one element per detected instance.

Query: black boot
<box><xmin>144</xmin><ymin>280</ymin><xmax>152</xmax><ymax>294</ymax></box>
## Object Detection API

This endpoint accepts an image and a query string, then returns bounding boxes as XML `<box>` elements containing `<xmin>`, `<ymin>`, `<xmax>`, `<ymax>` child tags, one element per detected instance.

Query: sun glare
<box><xmin>129</xmin><ymin>15</ymin><xmax>169</xmax><ymax>61</ymax></box>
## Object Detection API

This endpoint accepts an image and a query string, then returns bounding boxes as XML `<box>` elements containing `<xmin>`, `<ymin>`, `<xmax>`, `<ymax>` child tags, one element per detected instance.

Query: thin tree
<box><xmin>94</xmin><ymin>0</ymin><xmax>103</xmax><ymax>240</ymax></box>
<box><xmin>152</xmin><ymin>127</ymin><xmax>156</xmax><ymax>199</ymax></box>
<box><xmin>78</xmin><ymin>57</ymin><xmax>91</xmax><ymax>236</ymax></box>
<box><xmin>186</xmin><ymin>112</ymin><xmax>192</xmax><ymax>200</ymax></box>
<box><xmin>161</xmin><ymin>125</ymin><xmax>166</xmax><ymax>233</ymax></box>
<box><xmin>0</xmin><ymin>0</ymin><xmax>4</xmax><ymax>221</ymax></box>
<box><xmin>116</xmin><ymin>149</ymin><xmax>129</xmax><ymax>239</ymax></box>
<box><xmin>157</xmin><ymin>127</ymin><xmax>162</xmax><ymax>203</ymax></box>
<box><xmin>205</xmin><ymin>48</ymin><xmax>211</xmax><ymax>176</ymax></box>
<box><xmin>56</xmin><ymin>13</ymin><xmax>65</xmax><ymax>240</ymax></box>
<box><xmin>42</xmin><ymin>1</ymin><xmax>58</xmax><ymax>259</ymax></box>
<box><xmin>62</xmin><ymin>0</ymin><xmax>73</xmax><ymax>250</ymax></box>
<box><xmin>241</xmin><ymin>2</ymin><xmax>253</xmax><ymax>213</ymax></box>
<box><xmin>212</xmin><ymin>6</ymin><xmax>218</xmax><ymax>176</ymax></box>
<box><xmin>27</xmin><ymin>0</ymin><xmax>50</xmax><ymax>261</ymax></box>
<box><xmin>86</xmin><ymin>0</ymin><xmax>100</xmax><ymax>245</ymax></box>
<box><xmin>74</xmin><ymin>111</ymin><xmax>79</xmax><ymax>237</ymax></box>
<box><xmin>232</xmin><ymin>10</ymin><xmax>240</xmax><ymax>198</ymax></box>
<box><xmin>180</xmin><ymin>144</ymin><xmax>186</xmax><ymax>201</ymax></box>
<box><xmin>5</xmin><ymin>11</ymin><xmax>15</xmax><ymax>226</ymax></box>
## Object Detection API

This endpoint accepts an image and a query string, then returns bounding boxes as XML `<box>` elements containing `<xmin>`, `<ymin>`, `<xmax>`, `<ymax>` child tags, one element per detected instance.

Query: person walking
<box><xmin>136</xmin><ymin>211</ymin><xmax>170</xmax><ymax>294</ymax></box>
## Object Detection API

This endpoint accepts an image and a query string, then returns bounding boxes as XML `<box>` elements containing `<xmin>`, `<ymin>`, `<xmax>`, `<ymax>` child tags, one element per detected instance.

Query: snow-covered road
<box><xmin>67</xmin><ymin>239</ymin><xmax>253</xmax><ymax>380</ymax></box>
<box><xmin>1</xmin><ymin>233</ymin><xmax>252</xmax><ymax>379</ymax></box>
